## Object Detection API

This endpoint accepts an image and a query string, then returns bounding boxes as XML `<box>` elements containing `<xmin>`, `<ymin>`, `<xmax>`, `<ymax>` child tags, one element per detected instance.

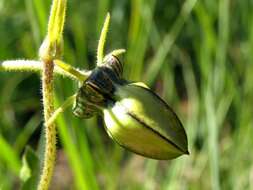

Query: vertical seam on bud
<box><xmin>126</xmin><ymin>111</ymin><xmax>186</xmax><ymax>154</ymax></box>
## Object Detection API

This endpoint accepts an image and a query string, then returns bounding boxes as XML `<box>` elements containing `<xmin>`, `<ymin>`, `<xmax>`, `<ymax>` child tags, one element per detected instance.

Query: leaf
<box><xmin>20</xmin><ymin>146</ymin><xmax>40</xmax><ymax>190</ymax></box>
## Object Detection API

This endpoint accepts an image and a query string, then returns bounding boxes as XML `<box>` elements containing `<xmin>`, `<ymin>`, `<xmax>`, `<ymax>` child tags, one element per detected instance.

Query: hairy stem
<box><xmin>38</xmin><ymin>60</ymin><xmax>56</xmax><ymax>190</ymax></box>
<box><xmin>0</xmin><ymin>60</ymin><xmax>89</xmax><ymax>81</ymax></box>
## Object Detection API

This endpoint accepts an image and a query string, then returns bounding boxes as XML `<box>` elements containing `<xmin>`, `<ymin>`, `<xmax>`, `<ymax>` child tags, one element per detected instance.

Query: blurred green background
<box><xmin>0</xmin><ymin>0</ymin><xmax>253</xmax><ymax>189</ymax></box>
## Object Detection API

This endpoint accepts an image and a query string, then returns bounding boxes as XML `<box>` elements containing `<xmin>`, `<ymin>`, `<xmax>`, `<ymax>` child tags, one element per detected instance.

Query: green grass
<box><xmin>1</xmin><ymin>0</ymin><xmax>253</xmax><ymax>189</ymax></box>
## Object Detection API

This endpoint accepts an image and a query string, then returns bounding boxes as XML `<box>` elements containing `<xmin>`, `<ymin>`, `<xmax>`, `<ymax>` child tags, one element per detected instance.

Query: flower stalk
<box><xmin>38</xmin><ymin>59</ymin><xmax>56</xmax><ymax>190</ymax></box>
<box><xmin>37</xmin><ymin>0</ymin><xmax>67</xmax><ymax>190</ymax></box>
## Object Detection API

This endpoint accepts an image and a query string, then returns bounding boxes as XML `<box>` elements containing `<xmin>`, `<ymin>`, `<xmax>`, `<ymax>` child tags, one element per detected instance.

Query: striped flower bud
<box><xmin>72</xmin><ymin>54</ymin><xmax>189</xmax><ymax>159</ymax></box>
<box><xmin>103</xmin><ymin>83</ymin><xmax>189</xmax><ymax>160</ymax></box>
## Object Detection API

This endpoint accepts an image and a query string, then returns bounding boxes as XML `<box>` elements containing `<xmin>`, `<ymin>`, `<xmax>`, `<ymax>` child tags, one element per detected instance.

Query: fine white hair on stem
<box><xmin>0</xmin><ymin>60</ymin><xmax>90</xmax><ymax>81</ymax></box>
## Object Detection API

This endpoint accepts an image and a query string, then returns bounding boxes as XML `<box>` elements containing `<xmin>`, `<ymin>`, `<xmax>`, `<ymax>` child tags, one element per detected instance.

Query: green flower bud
<box><xmin>70</xmin><ymin>54</ymin><xmax>188</xmax><ymax>160</ymax></box>
<box><xmin>103</xmin><ymin>83</ymin><xmax>189</xmax><ymax>160</ymax></box>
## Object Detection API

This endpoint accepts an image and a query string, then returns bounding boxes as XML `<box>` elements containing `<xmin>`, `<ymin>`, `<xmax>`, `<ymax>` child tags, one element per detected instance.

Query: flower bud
<box><xmin>103</xmin><ymin>83</ymin><xmax>189</xmax><ymax>160</ymax></box>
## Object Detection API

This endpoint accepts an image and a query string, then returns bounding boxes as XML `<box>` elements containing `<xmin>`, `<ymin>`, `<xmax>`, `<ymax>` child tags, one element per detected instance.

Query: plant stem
<box><xmin>38</xmin><ymin>60</ymin><xmax>56</xmax><ymax>190</ymax></box>
<box><xmin>46</xmin><ymin>94</ymin><xmax>76</xmax><ymax>127</ymax></box>
<box><xmin>0</xmin><ymin>60</ymin><xmax>89</xmax><ymax>81</ymax></box>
